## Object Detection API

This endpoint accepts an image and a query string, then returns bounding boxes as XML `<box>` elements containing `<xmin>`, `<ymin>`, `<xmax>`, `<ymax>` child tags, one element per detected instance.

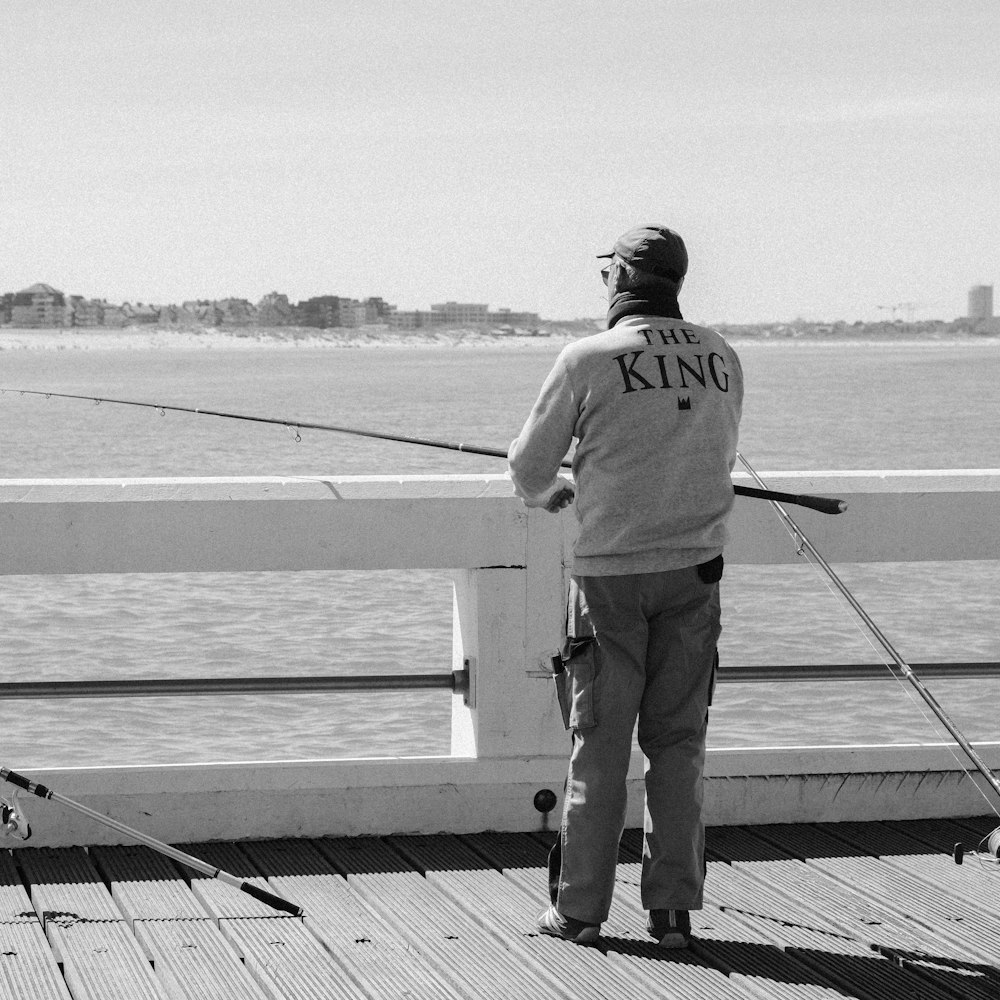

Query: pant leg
<box><xmin>552</xmin><ymin>575</ymin><xmax>647</xmax><ymax>924</ymax></box>
<box><xmin>637</xmin><ymin>567</ymin><xmax>720</xmax><ymax>911</ymax></box>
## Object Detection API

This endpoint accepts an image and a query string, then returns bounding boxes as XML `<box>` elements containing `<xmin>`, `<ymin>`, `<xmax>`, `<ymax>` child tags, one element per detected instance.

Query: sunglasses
<box><xmin>601</xmin><ymin>265</ymin><xmax>612</xmax><ymax>286</ymax></box>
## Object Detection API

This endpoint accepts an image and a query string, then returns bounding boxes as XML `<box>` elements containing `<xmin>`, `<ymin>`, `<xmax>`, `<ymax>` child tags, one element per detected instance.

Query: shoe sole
<box><xmin>539</xmin><ymin>924</ymin><xmax>600</xmax><ymax>944</ymax></box>
<box><xmin>655</xmin><ymin>931</ymin><xmax>689</xmax><ymax>949</ymax></box>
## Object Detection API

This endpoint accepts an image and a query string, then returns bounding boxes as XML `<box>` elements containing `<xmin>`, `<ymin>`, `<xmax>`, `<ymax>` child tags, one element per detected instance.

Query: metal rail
<box><xmin>0</xmin><ymin>662</ymin><xmax>995</xmax><ymax>699</ymax></box>
<box><xmin>0</xmin><ymin>672</ymin><xmax>465</xmax><ymax>699</ymax></box>
<box><xmin>718</xmin><ymin>662</ymin><xmax>1000</xmax><ymax>682</ymax></box>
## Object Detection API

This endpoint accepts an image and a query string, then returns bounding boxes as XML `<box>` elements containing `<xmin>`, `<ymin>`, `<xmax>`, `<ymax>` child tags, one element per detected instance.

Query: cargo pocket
<box><xmin>554</xmin><ymin>636</ymin><xmax>598</xmax><ymax>731</ymax></box>
<box><xmin>697</xmin><ymin>554</ymin><xmax>724</xmax><ymax>584</ymax></box>
<box><xmin>707</xmin><ymin>649</ymin><xmax>719</xmax><ymax>708</ymax></box>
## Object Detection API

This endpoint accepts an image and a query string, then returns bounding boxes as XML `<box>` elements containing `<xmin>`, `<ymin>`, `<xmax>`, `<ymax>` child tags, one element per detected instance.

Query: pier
<box><xmin>0</xmin><ymin>471</ymin><xmax>997</xmax><ymax>997</ymax></box>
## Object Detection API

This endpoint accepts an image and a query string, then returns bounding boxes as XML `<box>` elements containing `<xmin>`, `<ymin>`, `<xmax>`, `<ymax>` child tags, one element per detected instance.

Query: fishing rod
<box><xmin>1</xmin><ymin>388</ymin><xmax>846</xmax><ymax>515</ymax></box>
<box><xmin>737</xmin><ymin>451</ymin><xmax>1000</xmax><ymax>867</ymax></box>
<box><xmin>0</xmin><ymin>766</ymin><xmax>304</xmax><ymax>915</ymax></box>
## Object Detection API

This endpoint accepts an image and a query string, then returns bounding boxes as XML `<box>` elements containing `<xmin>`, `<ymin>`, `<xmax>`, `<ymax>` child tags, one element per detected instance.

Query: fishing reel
<box><xmin>0</xmin><ymin>794</ymin><xmax>31</xmax><ymax>841</ymax></box>
<box><xmin>953</xmin><ymin>826</ymin><xmax>1000</xmax><ymax>868</ymax></box>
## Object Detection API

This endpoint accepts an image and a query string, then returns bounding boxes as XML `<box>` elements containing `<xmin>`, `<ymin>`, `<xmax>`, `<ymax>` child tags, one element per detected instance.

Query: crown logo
<box><xmin>677</xmin><ymin>397</ymin><xmax>691</xmax><ymax>410</ymax></box>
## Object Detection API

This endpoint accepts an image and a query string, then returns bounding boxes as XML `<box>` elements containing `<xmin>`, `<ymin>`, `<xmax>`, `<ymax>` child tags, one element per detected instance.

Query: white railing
<box><xmin>1</xmin><ymin>471</ymin><xmax>999</xmax><ymax>844</ymax></box>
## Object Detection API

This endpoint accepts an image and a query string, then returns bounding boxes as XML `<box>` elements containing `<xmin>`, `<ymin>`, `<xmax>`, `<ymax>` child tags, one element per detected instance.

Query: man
<box><xmin>507</xmin><ymin>225</ymin><xmax>743</xmax><ymax>947</ymax></box>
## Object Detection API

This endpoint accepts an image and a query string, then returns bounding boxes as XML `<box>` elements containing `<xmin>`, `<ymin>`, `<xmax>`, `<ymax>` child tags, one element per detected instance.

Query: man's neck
<box><xmin>607</xmin><ymin>290</ymin><xmax>682</xmax><ymax>328</ymax></box>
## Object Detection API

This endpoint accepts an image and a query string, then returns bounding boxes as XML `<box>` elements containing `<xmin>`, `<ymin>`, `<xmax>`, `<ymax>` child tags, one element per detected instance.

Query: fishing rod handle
<box><xmin>240</xmin><ymin>881</ymin><xmax>305</xmax><ymax>916</ymax></box>
<box><xmin>561</xmin><ymin>459</ymin><xmax>847</xmax><ymax>516</ymax></box>
<box><xmin>735</xmin><ymin>485</ymin><xmax>846</xmax><ymax>515</ymax></box>
<box><xmin>0</xmin><ymin>768</ymin><xmax>52</xmax><ymax>799</ymax></box>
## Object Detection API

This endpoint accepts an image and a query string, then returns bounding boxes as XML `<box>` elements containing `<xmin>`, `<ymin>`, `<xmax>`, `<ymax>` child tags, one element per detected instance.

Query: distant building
<box><xmin>182</xmin><ymin>300</ymin><xmax>225</xmax><ymax>326</ymax></box>
<box><xmin>333</xmin><ymin>299</ymin><xmax>358</xmax><ymax>328</ymax></box>
<box><xmin>121</xmin><ymin>302</ymin><xmax>159</xmax><ymax>325</ymax></box>
<box><xmin>340</xmin><ymin>300</ymin><xmax>369</xmax><ymax>328</ymax></box>
<box><xmin>294</xmin><ymin>295</ymin><xmax>343</xmax><ymax>328</ymax></box>
<box><xmin>216</xmin><ymin>298</ymin><xmax>257</xmax><ymax>326</ymax></box>
<box><xmin>969</xmin><ymin>285</ymin><xmax>993</xmax><ymax>320</ymax></box>
<box><xmin>257</xmin><ymin>292</ymin><xmax>294</xmax><ymax>326</ymax></box>
<box><xmin>430</xmin><ymin>301</ymin><xmax>488</xmax><ymax>325</ymax></box>
<box><xmin>387</xmin><ymin>310</ymin><xmax>416</xmax><ymax>330</ymax></box>
<box><xmin>10</xmin><ymin>283</ymin><xmax>68</xmax><ymax>327</ymax></box>
<box><xmin>387</xmin><ymin>309</ymin><xmax>438</xmax><ymax>330</ymax></box>
<box><xmin>486</xmin><ymin>308</ymin><xmax>540</xmax><ymax>328</ymax></box>
<box><xmin>158</xmin><ymin>304</ymin><xmax>199</xmax><ymax>327</ymax></box>
<box><xmin>68</xmin><ymin>296</ymin><xmax>104</xmax><ymax>327</ymax></box>
<box><xmin>364</xmin><ymin>297</ymin><xmax>393</xmax><ymax>323</ymax></box>
<box><xmin>102</xmin><ymin>304</ymin><xmax>126</xmax><ymax>327</ymax></box>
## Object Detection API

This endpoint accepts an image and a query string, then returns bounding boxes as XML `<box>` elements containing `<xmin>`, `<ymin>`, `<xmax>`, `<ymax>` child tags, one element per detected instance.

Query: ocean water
<box><xmin>1</xmin><ymin>338</ymin><xmax>998</xmax><ymax>767</ymax></box>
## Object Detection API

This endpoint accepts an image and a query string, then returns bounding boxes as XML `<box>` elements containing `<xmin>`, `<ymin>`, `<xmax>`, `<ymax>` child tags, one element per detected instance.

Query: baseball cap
<box><xmin>597</xmin><ymin>225</ymin><xmax>688</xmax><ymax>282</ymax></box>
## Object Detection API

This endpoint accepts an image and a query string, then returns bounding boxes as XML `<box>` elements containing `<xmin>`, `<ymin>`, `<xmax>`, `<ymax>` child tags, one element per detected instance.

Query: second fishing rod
<box><xmin>1</xmin><ymin>388</ymin><xmax>847</xmax><ymax>516</ymax></box>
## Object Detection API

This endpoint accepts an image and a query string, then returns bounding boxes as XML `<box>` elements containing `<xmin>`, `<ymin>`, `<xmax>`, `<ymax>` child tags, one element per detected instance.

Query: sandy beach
<box><xmin>0</xmin><ymin>326</ymin><xmax>581</xmax><ymax>352</ymax></box>
<box><xmin>3</xmin><ymin>325</ymin><xmax>995</xmax><ymax>354</ymax></box>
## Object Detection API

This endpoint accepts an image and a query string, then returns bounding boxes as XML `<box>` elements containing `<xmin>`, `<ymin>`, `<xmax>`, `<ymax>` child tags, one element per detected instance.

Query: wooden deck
<box><xmin>0</xmin><ymin>815</ymin><xmax>996</xmax><ymax>1000</ymax></box>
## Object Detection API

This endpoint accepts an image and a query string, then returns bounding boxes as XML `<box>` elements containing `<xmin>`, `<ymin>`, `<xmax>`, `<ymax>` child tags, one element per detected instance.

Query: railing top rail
<box><xmin>3</xmin><ymin>470</ymin><xmax>1000</xmax><ymax>571</ymax></box>
<box><xmin>3</xmin><ymin>469</ymin><xmax>1000</xmax><ymax>492</ymax></box>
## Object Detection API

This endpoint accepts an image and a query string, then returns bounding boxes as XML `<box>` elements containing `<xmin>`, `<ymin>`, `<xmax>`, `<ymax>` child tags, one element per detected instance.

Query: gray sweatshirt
<box><xmin>508</xmin><ymin>315</ymin><xmax>744</xmax><ymax>576</ymax></box>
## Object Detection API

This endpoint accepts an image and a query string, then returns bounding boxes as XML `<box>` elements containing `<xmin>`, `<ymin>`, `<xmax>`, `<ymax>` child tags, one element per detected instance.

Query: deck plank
<box><xmin>625</xmin><ymin>834</ymin><xmax>906</xmax><ymax>999</ymax></box>
<box><xmin>0</xmin><ymin>922</ymin><xmax>72</xmax><ymax>1000</ymax></box>
<box><xmin>823</xmin><ymin>817</ymin><xmax>1000</xmax><ymax>915</ymax></box>
<box><xmin>632</xmin><ymin>825</ymin><xmax>988</xmax><ymax>1000</ymax></box>
<box><xmin>754</xmin><ymin>822</ymin><xmax>1000</xmax><ymax>970</ymax></box>
<box><xmin>704</xmin><ymin>823</ymin><xmax>980</xmax><ymax>962</ymax></box>
<box><xmin>243</xmin><ymin>838</ymin><xmax>465</xmax><ymax>1000</ymax></box>
<box><xmin>15</xmin><ymin>847</ymin><xmax>124</xmax><ymax>930</ymax></box>
<box><xmin>169</xmin><ymin>842</ymin><xmax>292</xmax><ymax>921</ymax></box>
<box><xmin>0</xmin><ymin>851</ymin><xmax>36</xmax><ymax>924</ymax></box>
<box><xmin>391</xmin><ymin>833</ymin><xmax>722</xmax><ymax>1000</ymax></box>
<box><xmin>133</xmin><ymin>921</ymin><xmax>271</xmax><ymax>1000</ymax></box>
<box><xmin>321</xmin><ymin>834</ymin><xmax>620</xmax><ymax>1000</ymax></box>
<box><xmin>89</xmin><ymin>844</ymin><xmax>210</xmax><ymax>925</ymax></box>
<box><xmin>47</xmin><ymin>921</ymin><xmax>167</xmax><ymax>1000</ymax></box>
<box><xmin>219</xmin><ymin>918</ymin><xmax>371</xmax><ymax>1000</ymax></box>
<box><xmin>90</xmin><ymin>842</ymin><xmax>294</xmax><ymax>999</ymax></box>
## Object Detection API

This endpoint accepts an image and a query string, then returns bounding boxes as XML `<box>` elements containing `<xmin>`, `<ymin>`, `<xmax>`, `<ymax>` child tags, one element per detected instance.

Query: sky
<box><xmin>2</xmin><ymin>0</ymin><xmax>998</xmax><ymax>324</ymax></box>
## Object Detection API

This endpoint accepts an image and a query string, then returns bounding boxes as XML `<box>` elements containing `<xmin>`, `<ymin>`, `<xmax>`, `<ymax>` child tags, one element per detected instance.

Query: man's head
<box><xmin>598</xmin><ymin>225</ymin><xmax>687</xmax><ymax>300</ymax></box>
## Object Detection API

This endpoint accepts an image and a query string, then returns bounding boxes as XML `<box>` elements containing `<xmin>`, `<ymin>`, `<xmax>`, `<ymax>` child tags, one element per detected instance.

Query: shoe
<box><xmin>537</xmin><ymin>905</ymin><xmax>600</xmax><ymax>944</ymax></box>
<box><xmin>647</xmin><ymin>909</ymin><xmax>691</xmax><ymax>949</ymax></box>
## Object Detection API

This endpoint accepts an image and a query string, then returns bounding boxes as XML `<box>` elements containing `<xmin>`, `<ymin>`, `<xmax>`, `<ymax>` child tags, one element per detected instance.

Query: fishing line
<box><xmin>736</xmin><ymin>452</ymin><xmax>1000</xmax><ymax>863</ymax></box>
<box><xmin>0</xmin><ymin>387</ymin><xmax>848</xmax><ymax>515</ymax></box>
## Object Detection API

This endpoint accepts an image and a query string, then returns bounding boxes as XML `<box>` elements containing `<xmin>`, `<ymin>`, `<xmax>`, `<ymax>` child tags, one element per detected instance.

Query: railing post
<box><xmin>450</xmin><ymin>508</ymin><xmax>569</xmax><ymax>759</ymax></box>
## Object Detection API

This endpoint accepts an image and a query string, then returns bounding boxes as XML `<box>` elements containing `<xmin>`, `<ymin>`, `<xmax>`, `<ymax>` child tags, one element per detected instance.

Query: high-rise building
<box><xmin>430</xmin><ymin>301</ymin><xmax>489</xmax><ymax>325</ymax></box>
<box><xmin>968</xmin><ymin>284</ymin><xmax>993</xmax><ymax>319</ymax></box>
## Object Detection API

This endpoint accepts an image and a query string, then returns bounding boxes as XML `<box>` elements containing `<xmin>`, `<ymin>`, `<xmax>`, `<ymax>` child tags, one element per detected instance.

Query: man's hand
<box><xmin>543</xmin><ymin>483</ymin><xmax>575</xmax><ymax>513</ymax></box>
<box><xmin>512</xmin><ymin>474</ymin><xmax>575</xmax><ymax>512</ymax></box>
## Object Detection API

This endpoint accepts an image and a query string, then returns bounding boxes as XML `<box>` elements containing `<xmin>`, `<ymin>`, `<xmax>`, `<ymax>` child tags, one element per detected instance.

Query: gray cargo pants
<box><xmin>550</xmin><ymin>564</ymin><xmax>721</xmax><ymax>925</ymax></box>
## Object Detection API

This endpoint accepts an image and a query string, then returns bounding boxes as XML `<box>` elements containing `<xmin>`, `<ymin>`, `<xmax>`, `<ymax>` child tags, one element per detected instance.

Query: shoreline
<box><xmin>1</xmin><ymin>325</ymin><xmax>997</xmax><ymax>352</ymax></box>
<box><xmin>0</xmin><ymin>325</ymin><xmax>580</xmax><ymax>352</ymax></box>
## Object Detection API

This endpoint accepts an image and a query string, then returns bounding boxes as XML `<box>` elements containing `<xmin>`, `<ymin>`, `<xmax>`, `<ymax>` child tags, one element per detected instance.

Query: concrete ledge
<box><xmin>705</xmin><ymin>741</ymin><xmax>1000</xmax><ymax>776</ymax></box>
<box><xmin>11</xmin><ymin>742</ymin><xmax>998</xmax><ymax>847</ymax></box>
